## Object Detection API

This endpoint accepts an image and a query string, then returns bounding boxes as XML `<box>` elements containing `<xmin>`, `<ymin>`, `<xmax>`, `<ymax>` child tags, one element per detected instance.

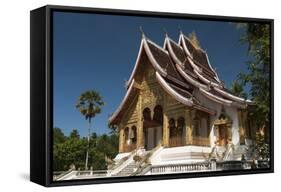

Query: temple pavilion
<box><xmin>107</xmin><ymin>31</ymin><xmax>255</xmax><ymax>176</ymax></box>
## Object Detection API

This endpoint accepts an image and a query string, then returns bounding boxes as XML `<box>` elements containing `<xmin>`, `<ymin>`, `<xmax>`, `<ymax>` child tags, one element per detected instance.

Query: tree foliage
<box><xmin>76</xmin><ymin>90</ymin><xmax>105</xmax><ymax>170</ymax></box>
<box><xmin>236</xmin><ymin>23</ymin><xmax>270</xmax><ymax>132</ymax></box>
<box><xmin>234</xmin><ymin>23</ymin><xmax>271</xmax><ymax>161</ymax></box>
<box><xmin>76</xmin><ymin>90</ymin><xmax>105</xmax><ymax>123</ymax></box>
<box><xmin>53</xmin><ymin>128</ymin><xmax>119</xmax><ymax>171</ymax></box>
<box><xmin>70</xmin><ymin>129</ymin><xmax>80</xmax><ymax>139</ymax></box>
<box><xmin>254</xmin><ymin>130</ymin><xmax>270</xmax><ymax>160</ymax></box>
<box><xmin>53</xmin><ymin>127</ymin><xmax>66</xmax><ymax>144</ymax></box>
<box><xmin>229</xmin><ymin>79</ymin><xmax>247</xmax><ymax>99</ymax></box>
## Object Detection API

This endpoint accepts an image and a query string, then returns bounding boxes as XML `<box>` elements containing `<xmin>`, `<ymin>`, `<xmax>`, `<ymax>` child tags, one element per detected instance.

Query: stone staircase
<box><xmin>232</xmin><ymin>145</ymin><xmax>254</xmax><ymax>160</ymax></box>
<box><xmin>232</xmin><ymin>146</ymin><xmax>246</xmax><ymax>160</ymax></box>
<box><xmin>212</xmin><ymin>144</ymin><xmax>249</xmax><ymax>161</ymax></box>
<box><xmin>110</xmin><ymin>146</ymin><xmax>163</xmax><ymax>177</ymax></box>
<box><xmin>113</xmin><ymin>161</ymin><xmax>137</xmax><ymax>176</ymax></box>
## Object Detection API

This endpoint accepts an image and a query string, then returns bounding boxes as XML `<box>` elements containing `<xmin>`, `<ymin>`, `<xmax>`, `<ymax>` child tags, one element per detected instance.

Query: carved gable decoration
<box><xmin>214</xmin><ymin>107</ymin><xmax>232</xmax><ymax>125</ymax></box>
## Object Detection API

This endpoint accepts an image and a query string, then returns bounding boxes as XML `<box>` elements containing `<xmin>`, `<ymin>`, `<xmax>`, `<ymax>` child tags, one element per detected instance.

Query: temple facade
<box><xmin>108</xmin><ymin>32</ymin><xmax>255</xmax><ymax>176</ymax></box>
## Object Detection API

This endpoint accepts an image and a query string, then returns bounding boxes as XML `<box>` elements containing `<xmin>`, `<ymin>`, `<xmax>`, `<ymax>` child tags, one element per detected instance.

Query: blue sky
<box><xmin>53</xmin><ymin>11</ymin><xmax>249</xmax><ymax>137</ymax></box>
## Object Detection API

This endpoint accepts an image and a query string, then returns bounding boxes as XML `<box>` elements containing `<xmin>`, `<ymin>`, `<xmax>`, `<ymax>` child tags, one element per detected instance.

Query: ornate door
<box><xmin>218</xmin><ymin>124</ymin><xmax>228</xmax><ymax>146</ymax></box>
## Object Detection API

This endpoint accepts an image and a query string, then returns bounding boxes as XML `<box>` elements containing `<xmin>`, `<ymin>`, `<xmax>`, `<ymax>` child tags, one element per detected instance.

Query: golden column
<box><xmin>185</xmin><ymin>109</ymin><xmax>193</xmax><ymax>145</ymax></box>
<box><xmin>237</xmin><ymin>110</ymin><xmax>245</xmax><ymax>144</ymax></box>
<box><xmin>137</xmin><ymin>94</ymin><xmax>144</xmax><ymax>148</ymax></box>
<box><xmin>119</xmin><ymin>126</ymin><xmax>125</xmax><ymax>153</ymax></box>
<box><xmin>227</xmin><ymin>121</ymin><xmax>233</xmax><ymax>144</ymax></box>
<box><xmin>162</xmin><ymin>112</ymin><xmax>169</xmax><ymax>147</ymax></box>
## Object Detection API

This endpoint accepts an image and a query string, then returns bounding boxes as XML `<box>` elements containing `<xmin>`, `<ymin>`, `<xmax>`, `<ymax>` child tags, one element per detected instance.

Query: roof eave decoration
<box><xmin>178</xmin><ymin>34</ymin><xmax>251</xmax><ymax>105</ymax></box>
<box><xmin>199</xmin><ymin>87</ymin><xmax>232</xmax><ymax>106</ymax></box>
<box><xmin>143</xmin><ymin>38</ymin><xmax>168</xmax><ymax>77</ymax></box>
<box><xmin>165</xmin><ymin>36</ymin><xmax>183</xmax><ymax>67</ymax></box>
<box><xmin>156</xmin><ymin>72</ymin><xmax>216</xmax><ymax>115</ymax></box>
<box><xmin>175</xmin><ymin>63</ymin><xmax>209</xmax><ymax>90</ymax></box>
<box><xmin>193</xmin><ymin>69</ymin><xmax>223</xmax><ymax>88</ymax></box>
<box><xmin>199</xmin><ymin>88</ymin><xmax>248</xmax><ymax>108</ymax></box>
<box><xmin>164</xmin><ymin>35</ymin><xmax>249</xmax><ymax>109</ymax></box>
<box><xmin>143</xmin><ymin>38</ymin><xmax>191</xmax><ymax>89</ymax></box>
<box><xmin>179</xmin><ymin>34</ymin><xmax>222</xmax><ymax>83</ymax></box>
<box><xmin>204</xmin><ymin>51</ymin><xmax>222</xmax><ymax>83</ymax></box>
<box><xmin>109</xmin><ymin>79</ymin><xmax>136</xmax><ymax>125</ymax></box>
<box><xmin>126</xmin><ymin>39</ymin><xmax>145</xmax><ymax>89</ymax></box>
<box><xmin>165</xmin><ymin>36</ymin><xmax>207</xmax><ymax>89</ymax></box>
<box><xmin>179</xmin><ymin>34</ymin><xmax>192</xmax><ymax>59</ymax></box>
<box><xmin>213</xmin><ymin>87</ymin><xmax>252</xmax><ymax>104</ymax></box>
<box><xmin>156</xmin><ymin>72</ymin><xmax>192</xmax><ymax>106</ymax></box>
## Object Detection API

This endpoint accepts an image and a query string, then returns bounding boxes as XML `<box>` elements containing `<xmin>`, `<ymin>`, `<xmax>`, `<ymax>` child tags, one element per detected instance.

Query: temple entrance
<box><xmin>169</xmin><ymin>117</ymin><xmax>185</xmax><ymax>147</ymax></box>
<box><xmin>214</xmin><ymin>108</ymin><xmax>233</xmax><ymax>146</ymax></box>
<box><xmin>143</xmin><ymin>105</ymin><xmax>163</xmax><ymax>151</ymax></box>
<box><xmin>145</xmin><ymin>126</ymin><xmax>162</xmax><ymax>150</ymax></box>
<box><xmin>217</xmin><ymin>124</ymin><xmax>228</xmax><ymax>146</ymax></box>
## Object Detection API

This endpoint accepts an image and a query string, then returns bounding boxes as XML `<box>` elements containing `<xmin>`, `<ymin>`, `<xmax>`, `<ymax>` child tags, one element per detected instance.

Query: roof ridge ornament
<box><xmin>221</xmin><ymin>80</ymin><xmax>225</xmax><ymax>88</ymax></box>
<box><xmin>139</xmin><ymin>26</ymin><xmax>146</xmax><ymax>39</ymax></box>
<box><xmin>124</xmin><ymin>78</ymin><xmax>129</xmax><ymax>89</ymax></box>
<box><xmin>208</xmin><ymin>82</ymin><xmax>212</xmax><ymax>90</ymax></box>
<box><xmin>182</xmin><ymin>57</ymin><xmax>188</xmax><ymax>69</ymax></box>
<box><xmin>178</xmin><ymin>25</ymin><xmax>183</xmax><ymax>35</ymax></box>
<box><xmin>164</xmin><ymin>62</ymin><xmax>169</xmax><ymax>72</ymax></box>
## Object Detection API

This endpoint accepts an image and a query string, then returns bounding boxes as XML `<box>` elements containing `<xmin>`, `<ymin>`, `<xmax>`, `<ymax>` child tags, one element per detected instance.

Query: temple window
<box><xmin>193</xmin><ymin>111</ymin><xmax>210</xmax><ymax>137</ymax></box>
<box><xmin>143</xmin><ymin>108</ymin><xmax>151</xmax><ymax>121</ymax></box>
<box><xmin>201</xmin><ymin>118</ymin><xmax>208</xmax><ymax>137</ymax></box>
<box><xmin>153</xmin><ymin>105</ymin><xmax>163</xmax><ymax>124</ymax></box>
<box><xmin>131</xmin><ymin>126</ymin><xmax>137</xmax><ymax>143</ymax></box>
<box><xmin>169</xmin><ymin>117</ymin><xmax>185</xmax><ymax>147</ymax></box>
<box><xmin>169</xmin><ymin>118</ymin><xmax>176</xmax><ymax>137</ymax></box>
<box><xmin>124</xmin><ymin>127</ymin><xmax>129</xmax><ymax>141</ymax></box>
<box><xmin>177</xmin><ymin>117</ymin><xmax>185</xmax><ymax>136</ymax></box>
<box><xmin>193</xmin><ymin>116</ymin><xmax>200</xmax><ymax>137</ymax></box>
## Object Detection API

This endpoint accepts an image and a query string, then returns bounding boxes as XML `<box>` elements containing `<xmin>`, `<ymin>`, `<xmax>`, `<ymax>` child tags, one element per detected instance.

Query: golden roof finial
<box><xmin>139</xmin><ymin>26</ymin><xmax>145</xmax><ymax>39</ymax></box>
<box><xmin>188</xmin><ymin>31</ymin><xmax>201</xmax><ymax>49</ymax></box>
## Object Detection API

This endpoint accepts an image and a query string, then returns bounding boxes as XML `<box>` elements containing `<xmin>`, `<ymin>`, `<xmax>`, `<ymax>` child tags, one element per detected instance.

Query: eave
<box><xmin>156</xmin><ymin>72</ymin><xmax>216</xmax><ymax>115</ymax></box>
<box><xmin>109</xmin><ymin>79</ymin><xmax>138</xmax><ymax>125</ymax></box>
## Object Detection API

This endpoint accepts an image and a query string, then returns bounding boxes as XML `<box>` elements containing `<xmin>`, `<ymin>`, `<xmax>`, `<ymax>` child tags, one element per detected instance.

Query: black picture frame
<box><xmin>30</xmin><ymin>5</ymin><xmax>274</xmax><ymax>187</ymax></box>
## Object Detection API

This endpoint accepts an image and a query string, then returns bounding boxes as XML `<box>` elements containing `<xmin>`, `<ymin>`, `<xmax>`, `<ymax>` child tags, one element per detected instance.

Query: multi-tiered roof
<box><xmin>109</xmin><ymin>32</ymin><xmax>252</xmax><ymax>125</ymax></box>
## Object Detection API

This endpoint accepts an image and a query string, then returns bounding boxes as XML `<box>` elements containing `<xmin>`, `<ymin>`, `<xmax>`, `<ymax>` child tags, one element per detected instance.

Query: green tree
<box><xmin>108</xmin><ymin>123</ymin><xmax>118</xmax><ymax>135</ymax></box>
<box><xmin>236</xmin><ymin>23</ymin><xmax>270</xmax><ymax>136</ymax></box>
<box><xmin>229</xmin><ymin>79</ymin><xmax>247</xmax><ymax>99</ymax></box>
<box><xmin>53</xmin><ymin>127</ymin><xmax>66</xmax><ymax>144</ymax></box>
<box><xmin>254</xmin><ymin>130</ymin><xmax>270</xmax><ymax>160</ymax></box>
<box><xmin>76</xmin><ymin>90</ymin><xmax>105</xmax><ymax>170</ymax></box>
<box><xmin>88</xmin><ymin>133</ymin><xmax>119</xmax><ymax>170</ymax></box>
<box><xmin>53</xmin><ymin>129</ymin><xmax>86</xmax><ymax>171</ymax></box>
<box><xmin>53</xmin><ymin>128</ymin><xmax>119</xmax><ymax>172</ymax></box>
<box><xmin>70</xmin><ymin>129</ymin><xmax>80</xmax><ymax>139</ymax></box>
<box><xmin>53</xmin><ymin>127</ymin><xmax>66</xmax><ymax>171</ymax></box>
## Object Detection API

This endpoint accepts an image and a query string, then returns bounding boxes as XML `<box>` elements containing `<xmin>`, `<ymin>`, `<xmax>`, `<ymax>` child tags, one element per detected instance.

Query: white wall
<box><xmin>0</xmin><ymin>0</ymin><xmax>279</xmax><ymax>192</ymax></box>
<box><xmin>194</xmin><ymin>89</ymin><xmax>240</xmax><ymax>146</ymax></box>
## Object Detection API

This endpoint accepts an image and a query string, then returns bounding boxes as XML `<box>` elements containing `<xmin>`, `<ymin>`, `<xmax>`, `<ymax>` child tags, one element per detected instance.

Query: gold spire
<box><xmin>188</xmin><ymin>31</ymin><xmax>201</xmax><ymax>49</ymax></box>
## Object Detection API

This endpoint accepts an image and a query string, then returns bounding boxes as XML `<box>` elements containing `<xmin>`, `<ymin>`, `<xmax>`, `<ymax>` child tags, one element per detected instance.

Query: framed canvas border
<box><xmin>30</xmin><ymin>5</ymin><xmax>274</xmax><ymax>187</ymax></box>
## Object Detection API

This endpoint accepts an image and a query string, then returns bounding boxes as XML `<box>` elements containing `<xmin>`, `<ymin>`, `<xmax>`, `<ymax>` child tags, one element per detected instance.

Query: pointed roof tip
<box><xmin>139</xmin><ymin>26</ymin><xmax>146</xmax><ymax>39</ymax></box>
<box><xmin>178</xmin><ymin>25</ymin><xmax>183</xmax><ymax>34</ymax></box>
<box><xmin>162</xmin><ymin>27</ymin><xmax>168</xmax><ymax>38</ymax></box>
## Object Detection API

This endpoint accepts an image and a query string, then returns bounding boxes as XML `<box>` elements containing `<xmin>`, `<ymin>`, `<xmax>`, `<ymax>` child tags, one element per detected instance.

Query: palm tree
<box><xmin>76</xmin><ymin>90</ymin><xmax>104</xmax><ymax>170</ymax></box>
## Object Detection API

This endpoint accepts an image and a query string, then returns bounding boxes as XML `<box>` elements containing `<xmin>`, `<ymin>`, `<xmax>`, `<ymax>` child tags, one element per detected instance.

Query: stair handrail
<box><xmin>223</xmin><ymin>143</ymin><xmax>234</xmax><ymax>160</ymax></box>
<box><xmin>54</xmin><ymin>170</ymin><xmax>77</xmax><ymax>181</ymax></box>
<box><xmin>108</xmin><ymin>148</ymin><xmax>138</xmax><ymax>176</ymax></box>
<box><xmin>131</xmin><ymin>143</ymin><xmax>163</xmax><ymax>176</ymax></box>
